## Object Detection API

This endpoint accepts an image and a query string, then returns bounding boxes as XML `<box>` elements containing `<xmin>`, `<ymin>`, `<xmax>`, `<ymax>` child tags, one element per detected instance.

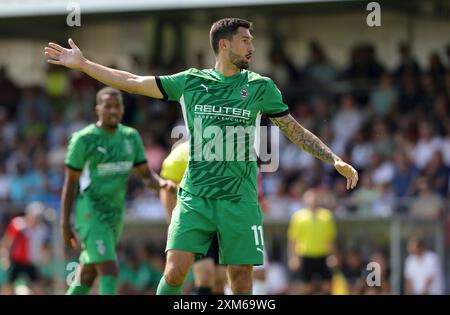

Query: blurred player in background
<box><xmin>0</xmin><ymin>202</ymin><xmax>48</xmax><ymax>295</ymax></box>
<box><xmin>44</xmin><ymin>17</ymin><xmax>358</xmax><ymax>295</ymax></box>
<box><xmin>287</xmin><ymin>188</ymin><xmax>336</xmax><ymax>294</ymax></box>
<box><xmin>61</xmin><ymin>87</ymin><xmax>176</xmax><ymax>295</ymax></box>
<box><xmin>159</xmin><ymin>140</ymin><xmax>227</xmax><ymax>295</ymax></box>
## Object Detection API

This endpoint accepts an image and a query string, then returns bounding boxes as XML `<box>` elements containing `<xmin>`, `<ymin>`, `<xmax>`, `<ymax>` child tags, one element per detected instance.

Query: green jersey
<box><xmin>65</xmin><ymin>124</ymin><xmax>147</xmax><ymax>223</ymax></box>
<box><xmin>157</xmin><ymin>68</ymin><xmax>288</xmax><ymax>202</ymax></box>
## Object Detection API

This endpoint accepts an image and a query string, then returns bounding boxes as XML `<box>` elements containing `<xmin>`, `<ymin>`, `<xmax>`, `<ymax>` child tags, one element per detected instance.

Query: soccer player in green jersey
<box><xmin>45</xmin><ymin>18</ymin><xmax>358</xmax><ymax>295</ymax></box>
<box><xmin>61</xmin><ymin>87</ymin><xmax>176</xmax><ymax>295</ymax></box>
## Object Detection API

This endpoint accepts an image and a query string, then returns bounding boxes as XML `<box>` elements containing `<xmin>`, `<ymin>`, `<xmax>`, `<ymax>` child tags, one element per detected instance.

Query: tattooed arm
<box><xmin>270</xmin><ymin>114</ymin><xmax>359</xmax><ymax>189</ymax></box>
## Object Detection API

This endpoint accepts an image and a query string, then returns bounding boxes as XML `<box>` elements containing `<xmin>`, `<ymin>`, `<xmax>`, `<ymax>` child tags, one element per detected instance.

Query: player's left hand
<box><xmin>159</xmin><ymin>179</ymin><xmax>177</xmax><ymax>193</ymax></box>
<box><xmin>334</xmin><ymin>159</ymin><xmax>359</xmax><ymax>190</ymax></box>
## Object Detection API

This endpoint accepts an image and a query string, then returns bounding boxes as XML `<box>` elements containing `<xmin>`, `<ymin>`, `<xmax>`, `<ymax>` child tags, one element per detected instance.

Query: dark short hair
<box><xmin>96</xmin><ymin>87</ymin><xmax>123</xmax><ymax>105</ymax></box>
<box><xmin>210</xmin><ymin>18</ymin><xmax>252</xmax><ymax>54</ymax></box>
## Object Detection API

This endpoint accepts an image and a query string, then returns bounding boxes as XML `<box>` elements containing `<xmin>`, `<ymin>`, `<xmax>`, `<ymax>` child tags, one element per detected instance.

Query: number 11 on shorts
<box><xmin>251</xmin><ymin>225</ymin><xmax>264</xmax><ymax>246</ymax></box>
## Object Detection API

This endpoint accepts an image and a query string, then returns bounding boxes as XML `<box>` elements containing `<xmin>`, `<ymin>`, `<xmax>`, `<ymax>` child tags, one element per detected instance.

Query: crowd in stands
<box><xmin>0</xmin><ymin>39</ymin><xmax>449</xmax><ymax>294</ymax></box>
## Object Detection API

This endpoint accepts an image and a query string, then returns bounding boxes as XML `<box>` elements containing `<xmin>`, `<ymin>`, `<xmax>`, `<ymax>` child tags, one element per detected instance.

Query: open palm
<box><xmin>44</xmin><ymin>38</ymin><xmax>84</xmax><ymax>70</ymax></box>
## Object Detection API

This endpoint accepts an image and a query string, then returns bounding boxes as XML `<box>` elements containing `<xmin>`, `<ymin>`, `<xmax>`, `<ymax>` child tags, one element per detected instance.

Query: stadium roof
<box><xmin>0</xmin><ymin>0</ymin><xmax>353</xmax><ymax>17</ymax></box>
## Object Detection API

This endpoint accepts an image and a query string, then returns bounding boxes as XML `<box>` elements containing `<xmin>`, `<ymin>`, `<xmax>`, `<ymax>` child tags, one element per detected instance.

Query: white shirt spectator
<box><xmin>371</xmin><ymin>161</ymin><xmax>395</xmax><ymax>185</ymax></box>
<box><xmin>413</xmin><ymin>137</ymin><xmax>443</xmax><ymax>170</ymax></box>
<box><xmin>404</xmin><ymin>250</ymin><xmax>444</xmax><ymax>295</ymax></box>
<box><xmin>332</xmin><ymin>108</ymin><xmax>364</xmax><ymax>156</ymax></box>
<box><xmin>351</xmin><ymin>142</ymin><xmax>374</xmax><ymax>170</ymax></box>
<box><xmin>280</xmin><ymin>141</ymin><xmax>314</xmax><ymax>170</ymax></box>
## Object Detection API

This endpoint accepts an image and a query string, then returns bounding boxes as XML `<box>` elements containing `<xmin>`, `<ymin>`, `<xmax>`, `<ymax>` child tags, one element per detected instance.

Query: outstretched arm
<box><xmin>270</xmin><ymin>114</ymin><xmax>359</xmax><ymax>189</ymax></box>
<box><xmin>44</xmin><ymin>38</ymin><xmax>164</xmax><ymax>99</ymax></box>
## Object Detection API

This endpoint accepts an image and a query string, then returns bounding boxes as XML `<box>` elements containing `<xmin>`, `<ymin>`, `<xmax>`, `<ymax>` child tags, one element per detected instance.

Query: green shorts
<box><xmin>74</xmin><ymin>196</ymin><xmax>123</xmax><ymax>264</ymax></box>
<box><xmin>166</xmin><ymin>188</ymin><xmax>265</xmax><ymax>265</ymax></box>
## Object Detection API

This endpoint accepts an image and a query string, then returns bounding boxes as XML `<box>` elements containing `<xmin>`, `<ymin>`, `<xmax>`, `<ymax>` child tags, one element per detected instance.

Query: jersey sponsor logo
<box><xmin>200</xmin><ymin>84</ymin><xmax>209</xmax><ymax>93</ymax></box>
<box><xmin>194</xmin><ymin>104</ymin><xmax>251</xmax><ymax>121</ymax></box>
<box><xmin>97</xmin><ymin>146</ymin><xmax>107</xmax><ymax>154</ymax></box>
<box><xmin>97</xmin><ymin>161</ymin><xmax>133</xmax><ymax>176</ymax></box>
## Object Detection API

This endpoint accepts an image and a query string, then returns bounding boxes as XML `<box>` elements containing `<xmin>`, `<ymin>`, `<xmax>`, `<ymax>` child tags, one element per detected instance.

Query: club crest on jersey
<box><xmin>240</xmin><ymin>87</ymin><xmax>248</xmax><ymax>98</ymax></box>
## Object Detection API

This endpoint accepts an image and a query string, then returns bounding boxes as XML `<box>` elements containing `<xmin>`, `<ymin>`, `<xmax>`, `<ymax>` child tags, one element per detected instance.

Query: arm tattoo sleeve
<box><xmin>270</xmin><ymin>114</ymin><xmax>338</xmax><ymax>164</ymax></box>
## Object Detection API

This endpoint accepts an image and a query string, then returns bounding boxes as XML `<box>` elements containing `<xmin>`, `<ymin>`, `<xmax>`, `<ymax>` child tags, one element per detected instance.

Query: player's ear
<box><xmin>219</xmin><ymin>38</ymin><xmax>229</xmax><ymax>52</ymax></box>
<box><xmin>95</xmin><ymin>104</ymin><xmax>100</xmax><ymax>116</ymax></box>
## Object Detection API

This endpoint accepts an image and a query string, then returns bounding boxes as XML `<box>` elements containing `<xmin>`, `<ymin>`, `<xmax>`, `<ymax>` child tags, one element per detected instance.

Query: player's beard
<box><xmin>229</xmin><ymin>51</ymin><xmax>249</xmax><ymax>69</ymax></box>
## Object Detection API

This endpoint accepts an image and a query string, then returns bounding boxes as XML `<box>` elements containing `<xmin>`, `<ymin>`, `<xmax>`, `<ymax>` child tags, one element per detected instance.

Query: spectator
<box><xmin>0</xmin><ymin>108</ymin><xmax>17</xmax><ymax>148</ymax></box>
<box><xmin>391</xmin><ymin>150</ymin><xmax>419</xmax><ymax>198</ymax></box>
<box><xmin>420</xmin><ymin>74</ymin><xmax>438</xmax><ymax>113</ymax></box>
<box><xmin>341</xmin><ymin>247</ymin><xmax>366</xmax><ymax>294</ymax></box>
<box><xmin>351</xmin><ymin>172</ymin><xmax>379</xmax><ymax>216</ymax></box>
<box><xmin>427</xmin><ymin>52</ymin><xmax>447</xmax><ymax>89</ymax></box>
<box><xmin>410</xmin><ymin>177</ymin><xmax>443</xmax><ymax>219</ymax></box>
<box><xmin>413</xmin><ymin>121</ymin><xmax>442</xmax><ymax>170</ymax></box>
<box><xmin>404</xmin><ymin>236</ymin><xmax>444</xmax><ymax>295</ymax></box>
<box><xmin>422</xmin><ymin>151</ymin><xmax>450</xmax><ymax>197</ymax></box>
<box><xmin>267</xmin><ymin>47</ymin><xmax>300</xmax><ymax>89</ymax></box>
<box><xmin>369</xmin><ymin>73</ymin><xmax>398</xmax><ymax>117</ymax></box>
<box><xmin>304</xmin><ymin>41</ymin><xmax>337</xmax><ymax>86</ymax></box>
<box><xmin>369</xmin><ymin>153</ymin><xmax>395</xmax><ymax>186</ymax></box>
<box><xmin>347</xmin><ymin>128</ymin><xmax>374</xmax><ymax>171</ymax></box>
<box><xmin>394</xmin><ymin>43</ymin><xmax>421</xmax><ymax>78</ymax></box>
<box><xmin>398</xmin><ymin>72</ymin><xmax>422</xmax><ymax>111</ymax></box>
<box><xmin>331</xmin><ymin>94</ymin><xmax>365</xmax><ymax>155</ymax></box>
<box><xmin>9</xmin><ymin>161</ymin><xmax>32</xmax><ymax>205</ymax></box>
<box><xmin>343</xmin><ymin>44</ymin><xmax>384</xmax><ymax>82</ymax></box>
<box><xmin>371</xmin><ymin>119</ymin><xmax>395</xmax><ymax>158</ymax></box>
<box><xmin>363</xmin><ymin>249</ymin><xmax>391</xmax><ymax>295</ymax></box>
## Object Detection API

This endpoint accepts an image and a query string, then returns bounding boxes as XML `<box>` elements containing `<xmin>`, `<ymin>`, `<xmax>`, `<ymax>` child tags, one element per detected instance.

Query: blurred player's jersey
<box><xmin>160</xmin><ymin>141</ymin><xmax>189</xmax><ymax>184</ymax></box>
<box><xmin>5</xmin><ymin>217</ymin><xmax>47</xmax><ymax>265</ymax></box>
<box><xmin>157</xmin><ymin>68</ymin><xmax>288</xmax><ymax>202</ymax></box>
<box><xmin>288</xmin><ymin>208</ymin><xmax>336</xmax><ymax>257</ymax></box>
<box><xmin>65</xmin><ymin>124</ymin><xmax>147</xmax><ymax>223</ymax></box>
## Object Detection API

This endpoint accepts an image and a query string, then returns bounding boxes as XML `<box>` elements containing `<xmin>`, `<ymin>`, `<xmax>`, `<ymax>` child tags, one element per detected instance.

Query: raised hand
<box><xmin>44</xmin><ymin>38</ymin><xmax>85</xmax><ymax>71</ymax></box>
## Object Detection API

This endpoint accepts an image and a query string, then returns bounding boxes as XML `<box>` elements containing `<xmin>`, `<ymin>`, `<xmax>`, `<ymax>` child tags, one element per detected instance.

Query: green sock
<box><xmin>66</xmin><ymin>283</ymin><xmax>91</xmax><ymax>295</ymax></box>
<box><xmin>156</xmin><ymin>276</ymin><xmax>183</xmax><ymax>295</ymax></box>
<box><xmin>99</xmin><ymin>276</ymin><xmax>118</xmax><ymax>295</ymax></box>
